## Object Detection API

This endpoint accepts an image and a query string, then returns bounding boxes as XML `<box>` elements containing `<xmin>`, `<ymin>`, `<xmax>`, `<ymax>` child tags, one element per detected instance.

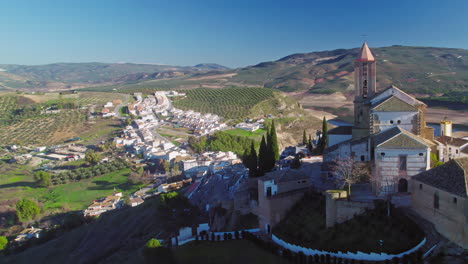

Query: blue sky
<box><xmin>0</xmin><ymin>0</ymin><xmax>467</xmax><ymax>67</ymax></box>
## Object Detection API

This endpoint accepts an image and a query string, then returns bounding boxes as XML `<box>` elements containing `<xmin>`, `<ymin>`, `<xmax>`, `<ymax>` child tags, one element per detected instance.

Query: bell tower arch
<box><xmin>352</xmin><ymin>42</ymin><xmax>376</xmax><ymax>139</ymax></box>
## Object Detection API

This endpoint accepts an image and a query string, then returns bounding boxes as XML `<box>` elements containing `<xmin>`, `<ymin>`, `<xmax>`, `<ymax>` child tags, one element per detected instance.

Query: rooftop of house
<box><xmin>370</xmin><ymin>85</ymin><xmax>426</xmax><ymax>108</ymax></box>
<box><xmin>374</xmin><ymin>126</ymin><xmax>434</xmax><ymax>149</ymax></box>
<box><xmin>371</xmin><ymin>96</ymin><xmax>418</xmax><ymax>112</ymax></box>
<box><xmin>261</xmin><ymin>169</ymin><xmax>308</xmax><ymax>184</ymax></box>
<box><xmin>435</xmin><ymin>136</ymin><xmax>468</xmax><ymax>147</ymax></box>
<box><xmin>413</xmin><ymin>157</ymin><xmax>468</xmax><ymax>198</ymax></box>
<box><xmin>324</xmin><ymin>135</ymin><xmax>369</xmax><ymax>154</ymax></box>
<box><xmin>328</xmin><ymin>126</ymin><xmax>353</xmax><ymax>135</ymax></box>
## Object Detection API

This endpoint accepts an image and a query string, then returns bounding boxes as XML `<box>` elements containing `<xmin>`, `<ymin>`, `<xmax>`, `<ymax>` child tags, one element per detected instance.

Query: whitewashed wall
<box><xmin>372</xmin><ymin>111</ymin><xmax>418</xmax><ymax>134</ymax></box>
<box><xmin>328</xmin><ymin>135</ymin><xmax>352</xmax><ymax>147</ymax></box>
<box><xmin>272</xmin><ymin>234</ymin><xmax>426</xmax><ymax>261</ymax></box>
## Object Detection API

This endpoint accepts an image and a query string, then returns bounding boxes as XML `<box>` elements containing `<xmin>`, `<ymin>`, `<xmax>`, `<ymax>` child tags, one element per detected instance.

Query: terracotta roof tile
<box><xmin>435</xmin><ymin>136</ymin><xmax>468</xmax><ymax>147</ymax></box>
<box><xmin>413</xmin><ymin>157</ymin><xmax>468</xmax><ymax>197</ymax></box>
<box><xmin>356</xmin><ymin>42</ymin><xmax>375</xmax><ymax>61</ymax></box>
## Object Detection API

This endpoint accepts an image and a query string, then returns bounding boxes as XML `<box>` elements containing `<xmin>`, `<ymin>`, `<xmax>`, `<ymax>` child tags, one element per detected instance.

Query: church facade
<box><xmin>324</xmin><ymin>43</ymin><xmax>435</xmax><ymax>195</ymax></box>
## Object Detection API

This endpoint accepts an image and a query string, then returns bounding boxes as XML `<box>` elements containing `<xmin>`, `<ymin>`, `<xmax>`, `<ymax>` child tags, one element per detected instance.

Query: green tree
<box><xmin>34</xmin><ymin>171</ymin><xmax>50</xmax><ymax>187</ymax></box>
<box><xmin>143</xmin><ymin>238</ymin><xmax>175</xmax><ymax>264</ymax></box>
<box><xmin>146</xmin><ymin>238</ymin><xmax>162</xmax><ymax>248</ymax></box>
<box><xmin>16</xmin><ymin>198</ymin><xmax>40</xmax><ymax>222</ymax></box>
<box><xmin>307</xmin><ymin>134</ymin><xmax>313</xmax><ymax>153</ymax></box>
<box><xmin>162</xmin><ymin>160</ymin><xmax>171</xmax><ymax>175</ymax></box>
<box><xmin>245</xmin><ymin>141</ymin><xmax>258</xmax><ymax>178</ymax></box>
<box><xmin>85</xmin><ymin>150</ymin><xmax>101</xmax><ymax>165</ymax></box>
<box><xmin>303</xmin><ymin>130</ymin><xmax>307</xmax><ymax>145</ymax></box>
<box><xmin>258</xmin><ymin>135</ymin><xmax>268</xmax><ymax>176</ymax></box>
<box><xmin>124</xmin><ymin>117</ymin><xmax>132</xmax><ymax>125</ymax></box>
<box><xmin>265</xmin><ymin>120</ymin><xmax>279</xmax><ymax>172</ymax></box>
<box><xmin>0</xmin><ymin>236</ymin><xmax>7</xmax><ymax>251</ymax></box>
<box><xmin>430</xmin><ymin>153</ymin><xmax>444</xmax><ymax>168</ymax></box>
<box><xmin>317</xmin><ymin>116</ymin><xmax>328</xmax><ymax>154</ymax></box>
<box><xmin>172</xmin><ymin>163</ymin><xmax>180</xmax><ymax>176</ymax></box>
<box><xmin>270</xmin><ymin>120</ymin><xmax>279</xmax><ymax>161</ymax></box>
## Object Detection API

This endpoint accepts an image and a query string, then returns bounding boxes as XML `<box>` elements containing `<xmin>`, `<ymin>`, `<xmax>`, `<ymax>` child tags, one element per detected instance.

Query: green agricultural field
<box><xmin>175</xmin><ymin>240</ymin><xmax>291</xmax><ymax>264</ymax></box>
<box><xmin>19</xmin><ymin>91</ymin><xmax>129</xmax><ymax>105</ymax></box>
<box><xmin>222</xmin><ymin>128</ymin><xmax>266</xmax><ymax>139</ymax></box>
<box><xmin>173</xmin><ymin>87</ymin><xmax>275</xmax><ymax>119</ymax></box>
<box><xmin>41</xmin><ymin>168</ymin><xmax>141</xmax><ymax>211</ymax></box>
<box><xmin>0</xmin><ymin>91</ymin><xmax>126</xmax><ymax>146</ymax></box>
<box><xmin>0</xmin><ymin>167</ymin><xmax>140</xmax><ymax>216</ymax></box>
<box><xmin>0</xmin><ymin>110</ymin><xmax>86</xmax><ymax>145</ymax></box>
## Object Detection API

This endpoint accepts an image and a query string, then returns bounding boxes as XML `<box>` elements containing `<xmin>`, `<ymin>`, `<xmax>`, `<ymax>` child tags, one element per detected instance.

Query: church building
<box><xmin>324</xmin><ymin>43</ymin><xmax>436</xmax><ymax>195</ymax></box>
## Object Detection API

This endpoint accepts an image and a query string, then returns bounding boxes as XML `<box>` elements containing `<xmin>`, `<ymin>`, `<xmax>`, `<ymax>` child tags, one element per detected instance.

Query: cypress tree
<box><xmin>318</xmin><ymin>116</ymin><xmax>328</xmax><ymax>154</ymax></box>
<box><xmin>307</xmin><ymin>134</ymin><xmax>313</xmax><ymax>153</ymax></box>
<box><xmin>264</xmin><ymin>120</ymin><xmax>279</xmax><ymax>172</ymax></box>
<box><xmin>258</xmin><ymin>135</ymin><xmax>268</xmax><ymax>176</ymax></box>
<box><xmin>270</xmin><ymin>120</ymin><xmax>279</xmax><ymax>162</ymax></box>
<box><xmin>302</xmin><ymin>130</ymin><xmax>307</xmax><ymax>145</ymax></box>
<box><xmin>248</xmin><ymin>141</ymin><xmax>258</xmax><ymax>177</ymax></box>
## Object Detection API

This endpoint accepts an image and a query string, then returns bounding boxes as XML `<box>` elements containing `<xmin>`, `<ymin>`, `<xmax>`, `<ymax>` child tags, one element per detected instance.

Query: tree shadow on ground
<box><xmin>87</xmin><ymin>180</ymin><xmax>132</xmax><ymax>191</ymax></box>
<box><xmin>0</xmin><ymin>181</ymin><xmax>36</xmax><ymax>189</ymax></box>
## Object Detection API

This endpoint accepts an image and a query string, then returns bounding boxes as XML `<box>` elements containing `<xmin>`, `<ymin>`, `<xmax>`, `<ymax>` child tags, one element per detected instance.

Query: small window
<box><xmin>381</xmin><ymin>152</ymin><xmax>385</xmax><ymax>156</ymax></box>
<box><xmin>397</xmin><ymin>120</ymin><xmax>401</xmax><ymax>124</ymax></box>
<box><xmin>453</xmin><ymin>197</ymin><xmax>457</xmax><ymax>204</ymax></box>
<box><xmin>360</xmin><ymin>155</ymin><xmax>365</xmax><ymax>162</ymax></box>
<box><xmin>419</xmin><ymin>153</ymin><xmax>424</xmax><ymax>156</ymax></box>
<box><xmin>390</xmin><ymin>120</ymin><xmax>394</xmax><ymax>124</ymax></box>
<box><xmin>456</xmin><ymin>149</ymin><xmax>459</xmax><ymax>154</ymax></box>
<box><xmin>434</xmin><ymin>192</ymin><xmax>440</xmax><ymax>209</ymax></box>
<box><xmin>399</xmin><ymin>155</ymin><xmax>407</xmax><ymax>171</ymax></box>
<box><xmin>419</xmin><ymin>184</ymin><xmax>423</xmax><ymax>190</ymax></box>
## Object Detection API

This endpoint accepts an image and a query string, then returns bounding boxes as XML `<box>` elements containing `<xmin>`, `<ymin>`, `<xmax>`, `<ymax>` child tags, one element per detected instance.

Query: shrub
<box><xmin>0</xmin><ymin>236</ymin><xmax>7</xmax><ymax>250</ymax></box>
<box><xmin>16</xmin><ymin>198</ymin><xmax>40</xmax><ymax>222</ymax></box>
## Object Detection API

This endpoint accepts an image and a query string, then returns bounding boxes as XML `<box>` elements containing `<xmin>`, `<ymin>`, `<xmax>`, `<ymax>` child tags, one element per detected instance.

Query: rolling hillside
<box><xmin>0</xmin><ymin>63</ymin><xmax>229</xmax><ymax>91</ymax></box>
<box><xmin>85</xmin><ymin>46</ymin><xmax>468</xmax><ymax>98</ymax></box>
<box><xmin>3</xmin><ymin>46</ymin><xmax>468</xmax><ymax>99</ymax></box>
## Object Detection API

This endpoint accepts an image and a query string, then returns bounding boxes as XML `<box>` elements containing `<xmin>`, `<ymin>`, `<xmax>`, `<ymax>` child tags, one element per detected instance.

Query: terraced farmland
<box><xmin>0</xmin><ymin>110</ymin><xmax>86</xmax><ymax>145</ymax></box>
<box><xmin>0</xmin><ymin>96</ymin><xmax>17</xmax><ymax>118</ymax></box>
<box><xmin>173</xmin><ymin>87</ymin><xmax>275</xmax><ymax>118</ymax></box>
<box><xmin>22</xmin><ymin>91</ymin><xmax>129</xmax><ymax>105</ymax></box>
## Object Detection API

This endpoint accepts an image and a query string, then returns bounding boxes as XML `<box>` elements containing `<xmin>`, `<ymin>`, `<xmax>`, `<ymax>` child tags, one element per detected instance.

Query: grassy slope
<box><xmin>2</xmin><ymin>197</ymin><xmax>163</xmax><ymax>264</ymax></box>
<box><xmin>176</xmin><ymin>240</ymin><xmax>290</xmax><ymax>264</ymax></box>
<box><xmin>0</xmin><ymin>167</ymin><xmax>139</xmax><ymax>212</ymax></box>
<box><xmin>222</xmin><ymin>128</ymin><xmax>266</xmax><ymax>140</ymax></box>
<box><xmin>41</xmin><ymin>168</ymin><xmax>141</xmax><ymax>211</ymax></box>
<box><xmin>274</xmin><ymin>192</ymin><xmax>424</xmax><ymax>254</ymax></box>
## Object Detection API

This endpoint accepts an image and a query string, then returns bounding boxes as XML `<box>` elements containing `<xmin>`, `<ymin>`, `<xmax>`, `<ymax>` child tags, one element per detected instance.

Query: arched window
<box><xmin>434</xmin><ymin>192</ymin><xmax>440</xmax><ymax>209</ymax></box>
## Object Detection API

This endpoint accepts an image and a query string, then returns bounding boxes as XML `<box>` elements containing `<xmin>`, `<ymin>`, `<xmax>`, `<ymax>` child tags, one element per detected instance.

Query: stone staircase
<box><xmin>403</xmin><ymin>209</ymin><xmax>448</xmax><ymax>261</ymax></box>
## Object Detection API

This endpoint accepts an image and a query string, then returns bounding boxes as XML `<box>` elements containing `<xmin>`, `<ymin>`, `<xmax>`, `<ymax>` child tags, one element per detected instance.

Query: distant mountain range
<box><xmin>0</xmin><ymin>62</ymin><xmax>229</xmax><ymax>91</ymax></box>
<box><xmin>2</xmin><ymin>46</ymin><xmax>468</xmax><ymax>97</ymax></box>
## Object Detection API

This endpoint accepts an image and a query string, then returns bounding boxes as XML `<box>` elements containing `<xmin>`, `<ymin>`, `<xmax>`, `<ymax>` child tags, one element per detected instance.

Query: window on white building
<box><xmin>399</xmin><ymin>155</ymin><xmax>407</xmax><ymax>171</ymax></box>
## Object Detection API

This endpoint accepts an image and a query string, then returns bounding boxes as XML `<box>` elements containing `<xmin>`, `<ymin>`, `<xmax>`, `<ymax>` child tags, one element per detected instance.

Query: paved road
<box><xmin>114</xmin><ymin>93</ymin><xmax>131</xmax><ymax>118</ymax></box>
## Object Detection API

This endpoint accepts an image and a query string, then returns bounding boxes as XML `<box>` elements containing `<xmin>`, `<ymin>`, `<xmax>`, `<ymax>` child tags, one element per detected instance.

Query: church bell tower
<box><xmin>352</xmin><ymin>42</ymin><xmax>376</xmax><ymax>139</ymax></box>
